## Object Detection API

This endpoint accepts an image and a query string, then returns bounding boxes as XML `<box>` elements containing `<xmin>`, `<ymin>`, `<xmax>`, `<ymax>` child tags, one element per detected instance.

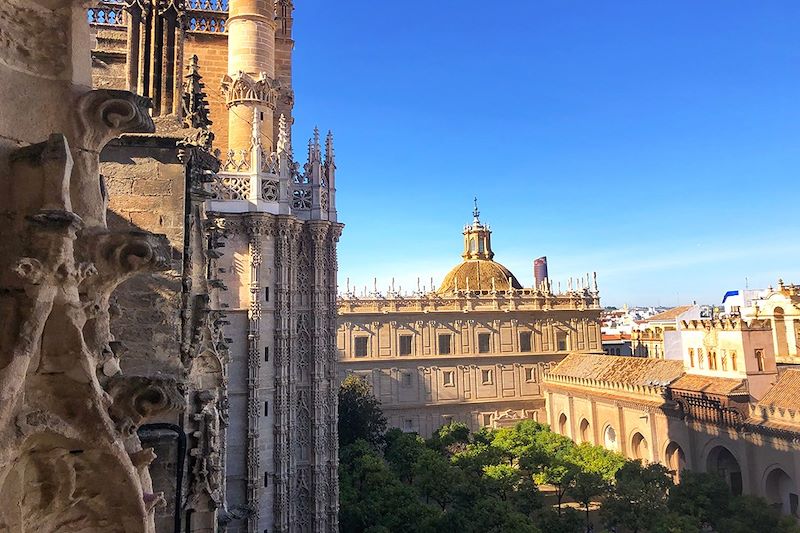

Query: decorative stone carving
<box><xmin>107</xmin><ymin>376</ymin><xmax>185</xmax><ymax>439</ymax></box>
<box><xmin>221</xmin><ymin>71</ymin><xmax>280</xmax><ymax>109</ymax></box>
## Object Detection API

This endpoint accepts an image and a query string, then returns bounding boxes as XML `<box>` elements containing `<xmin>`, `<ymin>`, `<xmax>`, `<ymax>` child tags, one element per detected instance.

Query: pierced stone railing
<box><xmin>187</xmin><ymin>0</ymin><xmax>228</xmax><ymax>33</ymax></box>
<box><xmin>88</xmin><ymin>0</ymin><xmax>228</xmax><ymax>34</ymax></box>
<box><xmin>88</xmin><ymin>0</ymin><xmax>126</xmax><ymax>29</ymax></box>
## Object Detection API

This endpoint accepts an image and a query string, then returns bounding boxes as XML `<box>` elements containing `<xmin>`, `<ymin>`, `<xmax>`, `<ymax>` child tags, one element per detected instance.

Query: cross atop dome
<box><xmin>473</xmin><ymin>196</ymin><xmax>481</xmax><ymax>225</ymax></box>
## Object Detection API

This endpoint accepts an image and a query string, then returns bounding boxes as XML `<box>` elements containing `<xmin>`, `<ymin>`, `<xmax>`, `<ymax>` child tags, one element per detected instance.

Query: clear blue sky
<box><xmin>290</xmin><ymin>1</ymin><xmax>800</xmax><ymax>307</ymax></box>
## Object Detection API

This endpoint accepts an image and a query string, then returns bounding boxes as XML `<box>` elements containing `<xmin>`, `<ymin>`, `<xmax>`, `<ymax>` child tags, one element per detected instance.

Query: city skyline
<box><xmin>291</xmin><ymin>0</ymin><xmax>800</xmax><ymax>307</ymax></box>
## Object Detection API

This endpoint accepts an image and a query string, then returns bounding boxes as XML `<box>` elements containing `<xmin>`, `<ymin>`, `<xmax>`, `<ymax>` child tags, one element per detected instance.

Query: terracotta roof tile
<box><xmin>602</xmin><ymin>333</ymin><xmax>631</xmax><ymax>341</ymax></box>
<box><xmin>548</xmin><ymin>353</ymin><xmax>683</xmax><ymax>387</ymax></box>
<box><xmin>756</xmin><ymin>369</ymin><xmax>800</xmax><ymax>410</ymax></box>
<box><xmin>669</xmin><ymin>374</ymin><xmax>748</xmax><ymax>396</ymax></box>
<box><xmin>646</xmin><ymin>305</ymin><xmax>694</xmax><ymax>323</ymax></box>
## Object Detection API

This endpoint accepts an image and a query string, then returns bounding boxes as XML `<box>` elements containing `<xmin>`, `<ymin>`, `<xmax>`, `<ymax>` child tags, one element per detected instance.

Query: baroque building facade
<box><xmin>88</xmin><ymin>1</ymin><xmax>341</xmax><ymax>532</ymax></box>
<box><xmin>338</xmin><ymin>206</ymin><xmax>602</xmax><ymax>437</ymax></box>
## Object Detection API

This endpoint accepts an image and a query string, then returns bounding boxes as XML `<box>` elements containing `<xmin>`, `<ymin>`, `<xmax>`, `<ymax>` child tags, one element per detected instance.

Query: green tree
<box><xmin>568</xmin><ymin>470</ymin><xmax>606</xmax><ymax>527</ymax></box>
<box><xmin>666</xmin><ymin>470</ymin><xmax>731</xmax><ymax>528</ymax></box>
<box><xmin>338</xmin><ymin>374</ymin><xmax>387</xmax><ymax>448</ymax></box>
<box><xmin>413</xmin><ymin>448</ymin><xmax>463</xmax><ymax>510</ymax></box>
<box><xmin>601</xmin><ymin>461</ymin><xmax>674</xmax><ymax>533</ymax></box>
<box><xmin>429</xmin><ymin>421</ymin><xmax>471</xmax><ymax>454</ymax></box>
<box><xmin>718</xmin><ymin>495</ymin><xmax>800</xmax><ymax>533</ymax></box>
<box><xmin>567</xmin><ymin>442</ymin><xmax>625</xmax><ymax>482</ymax></box>
<box><xmin>384</xmin><ymin>428</ymin><xmax>426</xmax><ymax>483</ymax></box>
<box><xmin>339</xmin><ymin>440</ymin><xmax>439</xmax><ymax>532</ymax></box>
<box><xmin>533</xmin><ymin>457</ymin><xmax>578</xmax><ymax>515</ymax></box>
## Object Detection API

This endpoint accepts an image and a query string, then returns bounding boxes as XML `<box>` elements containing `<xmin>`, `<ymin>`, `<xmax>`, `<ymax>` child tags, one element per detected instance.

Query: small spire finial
<box><xmin>473</xmin><ymin>196</ymin><xmax>480</xmax><ymax>224</ymax></box>
<box><xmin>277</xmin><ymin>114</ymin><xmax>289</xmax><ymax>153</ymax></box>
<box><xmin>251</xmin><ymin>108</ymin><xmax>261</xmax><ymax>147</ymax></box>
<box><xmin>325</xmin><ymin>130</ymin><xmax>335</xmax><ymax>164</ymax></box>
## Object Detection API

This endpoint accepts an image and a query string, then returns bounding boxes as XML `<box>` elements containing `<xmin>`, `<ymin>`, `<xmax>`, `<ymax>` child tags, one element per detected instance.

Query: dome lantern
<box><xmin>438</xmin><ymin>199</ymin><xmax>522</xmax><ymax>294</ymax></box>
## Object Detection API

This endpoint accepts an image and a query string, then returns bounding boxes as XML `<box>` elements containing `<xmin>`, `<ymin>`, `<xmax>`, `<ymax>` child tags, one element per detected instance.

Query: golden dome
<box><xmin>438</xmin><ymin>259</ymin><xmax>522</xmax><ymax>294</ymax></box>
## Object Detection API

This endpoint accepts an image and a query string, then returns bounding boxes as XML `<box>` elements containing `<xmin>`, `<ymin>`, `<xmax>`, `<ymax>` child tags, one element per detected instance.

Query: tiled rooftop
<box><xmin>548</xmin><ymin>353</ymin><xmax>683</xmax><ymax>387</ymax></box>
<box><xmin>646</xmin><ymin>305</ymin><xmax>694</xmax><ymax>323</ymax></box>
<box><xmin>670</xmin><ymin>374</ymin><xmax>748</xmax><ymax>396</ymax></box>
<box><xmin>756</xmin><ymin>369</ymin><xmax>800</xmax><ymax>411</ymax></box>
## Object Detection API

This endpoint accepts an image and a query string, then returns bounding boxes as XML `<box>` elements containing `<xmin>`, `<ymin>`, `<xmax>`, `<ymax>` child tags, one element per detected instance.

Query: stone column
<box><xmin>225</xmin><ymin>0</ymin><xmax>277</xmax><ymax>153</ymax></box>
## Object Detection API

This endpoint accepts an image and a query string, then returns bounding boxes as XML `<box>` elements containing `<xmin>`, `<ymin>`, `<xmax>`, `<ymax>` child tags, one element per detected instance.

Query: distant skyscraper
<box><xmin>534</xmin><ymin>256</ymin><xmax>549</xmax><ymax>287</ymax></box>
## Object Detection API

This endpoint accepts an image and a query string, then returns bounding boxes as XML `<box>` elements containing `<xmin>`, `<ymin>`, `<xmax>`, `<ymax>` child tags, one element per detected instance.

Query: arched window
<box><xmin>665</xmin><ymin>442</ymin><xmax>686</xmax><ymax>483</ymax></box>
<box><xmin>579</xmin><ymin>419</ymin><xmax>591</xmax><ymax>443</ymax></box>
<box><xmin>755</xmin><ymin>348</ymin><xmax>765</xmax><ymax>372</ymax></box>
<box><xmin>731</xmin><ymin>350</ymin><xmax>738</xmax><ymax>371</ymax></box>
<box><xmin>688</xmin><ymin>348</ymin><xmax>695</xmax><ymax>367</ymax></box>
<box><xmin>558</xmin><ymin>413</ymin><xmax>568</xmax><ymax>435</ymax></box>
<box><xmin>707</xmin><ymin>446</ymin><xmax>742</xmax><ymax>496</ymax></box>
<box><xmin>765</xmin><ymin>467</ymin><xmax>796</xmax><ymax>516</ymax></box>
<box><xmin>603</xmin><ymin>425</ymin><xmax>618</xmax><ymax>451</ymax></box>
<box><xmin>631</xmin><ymin>432</ymin><xmax>649</xmax><ymax>460</ymax></box>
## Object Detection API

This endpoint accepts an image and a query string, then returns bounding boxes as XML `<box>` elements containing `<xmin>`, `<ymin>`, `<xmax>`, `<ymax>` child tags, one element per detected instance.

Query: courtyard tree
<box><xmin>338</xmin><ymin>374</ymin><xmax>387</xmax><ymax>447</ymax></box>
<box><xmin>601</xmin><ymin>461</ymin><xmax>674</xmax><ymax>533</ymax></box>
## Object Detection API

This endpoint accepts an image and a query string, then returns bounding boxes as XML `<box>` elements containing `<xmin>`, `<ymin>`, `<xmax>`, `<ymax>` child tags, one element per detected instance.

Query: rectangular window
<box><xmin>399</xmin><ymin>334</ymin><xmax>413</xmax><ymax>356</ymax></box>
<box><xmin>478</xmin><ymin>333</ymin><xmax>490</xmax><ymax>353</ymax></box>
<box><xmin>482</xmin><ymin>413</ymin><xmax>493</xmax><ymax>426</ymax></box>
<box><xmin>264</xmin><ymin>346</ymin><xmax>269</xmax><ymax>362</ymax></box>
<box><xmin>481</xmin><ymin>369</ymin><xmax>493</xmax><ymax>385</ymax></box>
<box><xmin>438</xmin><ymin>334</ymin><xmax>452</xmax><ymax>355</ymax></box>
<box><xmin>264</xmin><ymin>287</ymin><xmax>269</xmax><ymax>301</ymax></box>
<box><xmin>264</xmin><ymin>401</ymin><xmax>269</xmax><ymax>416</ymax></box>
<box><xmin>354</xmin><ymin>336</ymin><xmax>368</xmax><ymax>358</ymax></box>
<box><xmin>404</xmin><ymin>419</ymin><xmax>414</xmax><ymax>431</ymax></box>
<box><xmin>688</xmin><ymin>348</ymin><xmax>695</xmax><ymax>367</ymax></box>
<box><xmin>401</xmin><ymin>371</ymin><xmax>412</xmax><ymax>388</ymax></box>
<box><xmin>556</xmin><ymin>332</ymin><xmax>568</xmax><ymax>351</ymax></box>
<box><xmin>525</xmin><ymin>367</ymin><xmax>535</xmax><ymax>383</ymax></box>
<box><xmin>443</xmin><ymin>370</ymin><xmax>455</xmax><ymax>387</ymax></box>
<box><xmin>519</xmin><ymin>331</ymin><xmax>532</xmax><ymax>352</ymax></box>
<box><xmin>264</xmin><ymin>472</ymin><xmax>269</xmax><ymax>487</ymax></box>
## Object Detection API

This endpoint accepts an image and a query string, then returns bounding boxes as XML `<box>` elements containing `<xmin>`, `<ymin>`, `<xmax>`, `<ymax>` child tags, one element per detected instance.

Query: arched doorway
<box><xmin>707</xmin><ymin>446</ymin><xmax>743</xmax><ymax>495</ymax></box>
<box><xmin>631</xmin><ymin>432</ymin><xmax>649</xmax><ymax>460</ymax></box>
<box><xmin>558</xmin><ymin>413</ymin><xmax>568</xmax><ymax>435</ymax></box>
<box><xmin>603</xmin><ymin>425</ymin><xmax>618</xmax><ymax>451</ymax></box>
<box><xmin>579</xmin><ymin>418</ymin><xmax>590</xmax><ymax>444</ymax></box>
<box><xmin>665</xmin><ymin>441</ymin><xmax>686</xmax><ymax>482</ymax></box>
<box><xmin>765</xmin><ymin>467</ymin><xmax>797</xmax><ymax>516</ymax></box>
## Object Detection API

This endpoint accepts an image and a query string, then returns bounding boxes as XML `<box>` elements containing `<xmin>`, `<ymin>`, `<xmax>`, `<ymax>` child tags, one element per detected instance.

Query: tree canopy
<box><xmin>337</xmin><ymin>378</ymin><xmax>800</xmax><ymax>532</ymax></box>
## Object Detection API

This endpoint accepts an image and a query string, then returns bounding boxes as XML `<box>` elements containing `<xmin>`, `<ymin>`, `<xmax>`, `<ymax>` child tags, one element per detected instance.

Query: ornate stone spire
<box><xmin>324</xmin><ymin>130</ymin><xmax>335</xmax><ymax>167</ymax></box>
<box><xmin>182</xmin><ymin>54</ymin><xmax>213</xmax><ymax>130</ymax></box>
<box><xmin>277</xmin><ymin>113</ymin><xmax>290</xmax><ymax>154</ymax></box>
<box><xmin>308</xmin><ymin>126</ymin><xmax>321</xmax><ymax>163</ymax></box>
